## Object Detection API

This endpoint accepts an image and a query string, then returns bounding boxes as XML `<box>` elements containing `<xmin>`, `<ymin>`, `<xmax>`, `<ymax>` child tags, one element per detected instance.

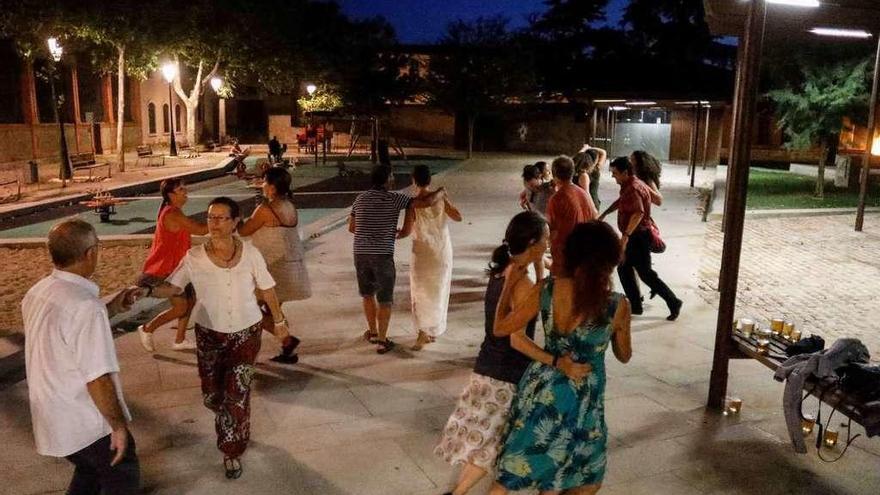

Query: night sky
<box><xmin>337</xmin><ymin>0</ymin><xmax>630</xmax><ymax>44</ymax></box>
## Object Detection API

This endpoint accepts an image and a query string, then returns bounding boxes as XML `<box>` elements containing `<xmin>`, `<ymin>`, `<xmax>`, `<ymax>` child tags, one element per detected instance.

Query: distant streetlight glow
<box><xmin>306</xmin><ymin>84</ymin><xmax>317</xmax><ymax>95</ymax></box>
<box><xmin>594</xmin><ymin>99</ymin><xmax>625</xmax><ymax>103</ymax></box>
<box><xmin>210</xmin><ymin>76</ymin><xmax>223</xmax><ymax>93</ymax></box>
<box><xmin>610</xmin><ymin>106</ymin><xmax>628</xmax><ymax>111</ymax></box>
<box><xmin>47</xmin><ymin>38</ymin><xmax>63</xmax><ymax>62</ymax></box>
<box><xmin>626</xmin><ymin>101</ymin><xmax>657</xmax><ymax>106</ymax></box>
<box><xmin>161</xmin><ymin>62</ymin><xmax>178</xmax><ymax>84</ymax></box>
<box><xmin>809</xmin><ymin>27</ymin><xmax>873</xmax><ymax>39</ymax></box>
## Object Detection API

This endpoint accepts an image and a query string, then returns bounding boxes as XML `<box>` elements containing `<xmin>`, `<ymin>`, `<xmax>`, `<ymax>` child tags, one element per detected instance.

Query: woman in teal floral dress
<box><xmin>491</xmin><ymin>221</ymin><xmax>633</xmax><ymax>495</ymax></box>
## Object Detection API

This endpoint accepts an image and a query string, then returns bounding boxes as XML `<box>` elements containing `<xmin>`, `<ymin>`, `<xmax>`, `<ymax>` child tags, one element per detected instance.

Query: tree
<box><xmin>297</xmin><ymin>86</ymin><xmax>343</xmax><ymax>113</ymax></box>
<box><xmin>427</xmin><ymin>17</ymin><xmax>533</xmax><ymax>158</ymax></box>
<box><xmin>767</xmin><ymin>57</ymin><xmax>871</xmax><ymax>198</ymax></box>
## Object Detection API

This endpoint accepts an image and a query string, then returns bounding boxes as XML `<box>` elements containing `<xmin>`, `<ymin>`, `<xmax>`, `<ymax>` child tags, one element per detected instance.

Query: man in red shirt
<box><xmin>600</xmin><ymin>157</ymin><xmax>681</xmax><ymax>321</ymax></box>
<box><xmin>545</xmin><ymin>155</ymin><xmax>597</xmax><ymax>275</ymax></box>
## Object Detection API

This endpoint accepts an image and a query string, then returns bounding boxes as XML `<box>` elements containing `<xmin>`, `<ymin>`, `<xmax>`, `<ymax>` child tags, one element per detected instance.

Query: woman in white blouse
<box><xmin>150</xmin><ymin>196</ymin><xmax>290</xmax><ymax>480</ymax></box>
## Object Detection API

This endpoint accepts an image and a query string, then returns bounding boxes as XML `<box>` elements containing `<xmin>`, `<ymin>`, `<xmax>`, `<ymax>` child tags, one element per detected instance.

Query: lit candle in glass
<box><xmin>801</xmin><ymin>415</ymin><xmax>816</xmax><ymax>436</ymax></box>
<box><xmin>726</xmin><ymin>397</ymin><xmax>743</xmax><ymax>414</ymax></box>
<box><xmin>782</xmin><ymin>321</ymin><xmax>795</xmax><ymax>338</ymax></box>
<box><xmin>770</xmin><ymin>318</ymin><xmax>785</xmax><ymax>334</ymax></box>
<box><xmin>790</xmin><ymin>330</ymin><xmax>802</xmax><ymax>342</ymax></box>
<box><xmin>739</xmin><ymin>318</ymin><xmax>755</xmax><ymax>338</ymax></box>
<box><xmin>824</xmin><ymin>429</ymin><xmax>839</xmax><ymax>448</ymax></box>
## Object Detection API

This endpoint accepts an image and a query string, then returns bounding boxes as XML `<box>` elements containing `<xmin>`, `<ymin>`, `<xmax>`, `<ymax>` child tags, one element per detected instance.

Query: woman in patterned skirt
<box><xmin>435</xmin><ymin>211</ymin><xmax>589</xmax><ymax>495</ymax></box>
<box><xmin>149</xmin><ymin>197</ymin><xmax>293</xmax><ymax>480</ymax></box>
<box><xmin>491</xmin><ymin>221</ymin><xmax>633</xmax><ymax>495</ymax></box>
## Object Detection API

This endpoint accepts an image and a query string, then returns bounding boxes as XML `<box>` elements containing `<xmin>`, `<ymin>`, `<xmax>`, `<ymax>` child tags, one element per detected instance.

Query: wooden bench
<box><xmin>70</xmin><ymin>152</ymin><xmax>112</xmax><ymax>181</ymax></box>
<box><xmin>177</xmin><ymin>142</ymin><xmax>200</xmax><ymax>159</ymax></box>
<box><xmin>731</xmin><ymin>330</ymin><xmax>879</xmax><ymax>439</ymax></box>
<box><xmin>0</xmin><ymin>175</ymin><xmax>21</xmax><ymax>202</ymax></box>
<box><xmin>135</xmin><ymin>145</ymin><xmax>165</xmax><ymax>167</ymax></box>
<box><xmin>202</xmin><ymin>140</ymin><xmax>220</xmax><ymax>153</ymax></box>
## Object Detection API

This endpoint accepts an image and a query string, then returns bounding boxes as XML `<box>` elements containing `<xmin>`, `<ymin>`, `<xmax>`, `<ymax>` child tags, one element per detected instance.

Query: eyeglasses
<box><xmin>207</xmin><ymin>215</ymin><xmax>232</xmax><ymax>222</ymax></box>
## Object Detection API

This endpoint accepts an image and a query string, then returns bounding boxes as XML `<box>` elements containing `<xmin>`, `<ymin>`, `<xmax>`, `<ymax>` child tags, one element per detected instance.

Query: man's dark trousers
<box><xmin>65</xmin><ymin>433</ymin><xmax>140</xmax><ymax>495</ymax></box>
<box><xmin>617</xmin><ymin>229</ymin><xmax>677</xmax><ymax>313</ymax></box>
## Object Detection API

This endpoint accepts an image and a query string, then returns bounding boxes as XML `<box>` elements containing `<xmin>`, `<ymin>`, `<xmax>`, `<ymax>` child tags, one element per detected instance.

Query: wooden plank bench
<box><xmin>135</xmin><ymin>145</ymin><xmax>165</xmax><ymax>167</ymax></box>
<box><xmin>70</xmin><ymin>152</ymin><xmax>112</xmax><ymax>181</ymax></box>
<box><xmin>730</xmin><ymin>330</ymin><xmax>879</xmax><ymax>438</ymax></box>
<box><xmin>177</xmin><ymin>142</ymin><xmax>200</xmax><ymax>159</ymax></box>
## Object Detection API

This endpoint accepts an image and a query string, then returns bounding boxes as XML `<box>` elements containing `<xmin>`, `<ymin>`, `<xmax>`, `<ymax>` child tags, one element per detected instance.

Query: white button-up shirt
<box><xmin>168</xmin><ymin>240</ymin><xmax>275</xmax><ymax>333</ymax></box>
<box><xmin>22</xmin><ymin>269</ymin><xmax>131</xmax><ymax>457</ymax></box>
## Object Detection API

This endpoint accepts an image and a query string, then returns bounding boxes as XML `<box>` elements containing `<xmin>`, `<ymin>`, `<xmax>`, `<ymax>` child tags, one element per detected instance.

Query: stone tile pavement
<box><xmin>698</xmin><ymin>213</ymin><xmax>880</xmax><ymax>353</ymax></box>
<box><xmin>1</xmin><ymin>156</ymin><xmax>878</xmax><ymax>494</ymax></box>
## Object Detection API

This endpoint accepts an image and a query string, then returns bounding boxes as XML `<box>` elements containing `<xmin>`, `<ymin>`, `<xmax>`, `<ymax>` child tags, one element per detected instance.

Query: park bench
<box><xmin>202</xmin><ymin>140</ymin><xmax>220</xmax><ymax>153</ymax></box>
<box><xmin>135</xmin><ymin>145</ymin><xmax>165</xmax><ymax>167</ymax></box>
<box><xmin>730</xmin><ymin>329</ymin><xmax>880</xmax><ymax>444</ymax></box>
<box><xmin>177</xmin><ymin>142</ymin><xmax>200</xmax><ymax>159</ymax></box>
<box><xmin>0</xmin><ymin>174</ymin><xmax>21</xmax><ymax>202</ymax></box>
<box><xmin>70</xmin><ymin>152</ymin><xmax>111</xmax><ymax>181</ymax></box>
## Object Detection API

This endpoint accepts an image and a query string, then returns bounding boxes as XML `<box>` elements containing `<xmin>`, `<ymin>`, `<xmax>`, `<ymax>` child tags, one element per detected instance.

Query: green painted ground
<box><xmin>746</xmin><ymin>168</ymin><xmax>880</xmax><ymax>209</ymax></box>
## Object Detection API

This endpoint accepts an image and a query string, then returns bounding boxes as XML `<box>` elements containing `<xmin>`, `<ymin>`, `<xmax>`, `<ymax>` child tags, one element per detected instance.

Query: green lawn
<box><xmin>746</xmin><ymin>168</ymin><xmax>880</xmax><ymax>209</ymax></box>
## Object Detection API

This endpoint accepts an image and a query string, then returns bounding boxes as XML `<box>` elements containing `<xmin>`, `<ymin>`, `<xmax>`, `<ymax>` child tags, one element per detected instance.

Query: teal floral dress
<box><xmin>495</xmin><ymin>280</ymin><xmax>620</xmax><ymax>491</ymax></box>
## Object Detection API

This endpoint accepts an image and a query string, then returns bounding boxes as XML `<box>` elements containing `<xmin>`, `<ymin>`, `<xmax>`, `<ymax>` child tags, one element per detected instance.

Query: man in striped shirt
<box><xmin>349</xmin><ymin>164</ymin><xmax>445</xmax><ymax>354</ymax></box>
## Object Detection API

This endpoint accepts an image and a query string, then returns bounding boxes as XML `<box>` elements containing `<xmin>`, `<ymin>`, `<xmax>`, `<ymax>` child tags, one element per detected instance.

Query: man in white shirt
<box><xmin>22</xmin><ymin>219</ymin><xmax>142</xmax><ymax>494</ymax></box>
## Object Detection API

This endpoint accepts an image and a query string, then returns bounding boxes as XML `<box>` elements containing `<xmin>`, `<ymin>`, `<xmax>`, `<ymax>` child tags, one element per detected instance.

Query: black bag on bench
<box><xmin>839</xmin><ymin>363</ymin><xmax>880</xmax><ymax>402</ymax></box>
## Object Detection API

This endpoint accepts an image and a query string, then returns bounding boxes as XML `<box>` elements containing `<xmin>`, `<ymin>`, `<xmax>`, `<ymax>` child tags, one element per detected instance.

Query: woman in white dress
<box><xmin>408</xmin><ymin>165</ymin><xmax>462</xmax><ymax>350</ymax></box>
<box><xmin>239</xmin><ymin>167</ymin><xmax>311</xmax><ymax>363</ymax></box>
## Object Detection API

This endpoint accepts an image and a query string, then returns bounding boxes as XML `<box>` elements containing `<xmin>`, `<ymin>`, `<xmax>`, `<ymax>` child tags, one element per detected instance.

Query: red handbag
<box><xmin>647</xmin><ymin>217</ymin><xmax>666</xmax><ymax>254</ymax></box>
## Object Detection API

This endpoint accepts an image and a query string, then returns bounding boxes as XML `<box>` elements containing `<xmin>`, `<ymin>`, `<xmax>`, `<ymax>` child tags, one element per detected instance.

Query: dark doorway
<box><xmin>235</xmin><ymin>99</ymin><xmax>267</xmax><ymax>143</ymax></box>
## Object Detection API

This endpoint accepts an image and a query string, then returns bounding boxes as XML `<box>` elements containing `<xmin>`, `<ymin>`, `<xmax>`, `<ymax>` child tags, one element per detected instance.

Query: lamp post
<box><xmin>210</xmin><ymin>77</ymin><xmax>226</xmax><ymax>143</ymax></box>
<box><xmin>306</xmin><ymin>83</ymin><xmax>317</xmax><ymax>96</ymax></box>
<box><xmin>48</xmin><ymin>38</ymin><xmax>71</xmax><ymax>187</ymax></box>
<box><xmin>162</xmin><ymin>62</ymin><xmax>178</xmax><ymax>156</ymax></box>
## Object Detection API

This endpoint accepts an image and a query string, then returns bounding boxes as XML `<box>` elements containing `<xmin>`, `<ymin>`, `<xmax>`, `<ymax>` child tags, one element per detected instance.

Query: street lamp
<box><xmin>47</xmin><ymin>38</ymin><xmax>71</xmax><ymax>187</ymax></box>
<box><xmin>306</xmin><ymin>83</ymin><xmax>317</xmax><ymax>95</ymax></box>
<box><xmin>210</xmin><ymin>77</ymin><xmax>226</xmax><ymax>143</ymax></box>
<box><xmin>162</xmin><ymin>62</ymin><xmax>178</xmax><ymax>156</ymax></box>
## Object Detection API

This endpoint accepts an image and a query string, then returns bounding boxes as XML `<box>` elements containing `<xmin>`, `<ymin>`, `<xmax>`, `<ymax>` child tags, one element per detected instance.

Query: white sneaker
<box><xmin>138</xmin><ymin>325</ymin><xmax>155</xmax><ymax>353</ymax></box>
<box><xmin>171</xmin><ymin>339</ymin><xmax>197</xmax><ymax>351</ymax></box>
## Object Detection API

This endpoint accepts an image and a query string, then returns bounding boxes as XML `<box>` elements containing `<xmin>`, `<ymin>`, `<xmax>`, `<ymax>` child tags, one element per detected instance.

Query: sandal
<box><xmin>376</xmin><ymin>339</ymin><xmax>396</xmax><ymax>355</ymax></box>
<box><xmin>270</xmin><ymin>353</ymin><xmax>299</xmax><ymax>364</ymax></box>
<box><xmin>224</xmin><ymin>456</ymin><xmax>242</xmax><ymax>479</ymax></box>
<box><xmin>363</xmin><ymin>329</ymin><xmax>380</xmax><ymax>344</ymax></box>
<box><xmin>280</xmin><ymin>335</ymin><xmax>301</xmax><ymax>356</ymax></box>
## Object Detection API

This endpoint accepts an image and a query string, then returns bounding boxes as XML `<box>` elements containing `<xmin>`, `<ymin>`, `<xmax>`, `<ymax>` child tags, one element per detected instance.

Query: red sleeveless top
<box><xmin>142</xmin><ymin>205</ymin><xmax>192</xmax><ymax>278</ymax></box>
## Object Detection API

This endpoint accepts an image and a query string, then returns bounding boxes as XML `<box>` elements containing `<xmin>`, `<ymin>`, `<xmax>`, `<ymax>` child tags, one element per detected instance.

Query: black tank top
<box><xmin>473</xmin><ymin>275</ymin><xmax>537</xmax><ymax>384</ymax></box>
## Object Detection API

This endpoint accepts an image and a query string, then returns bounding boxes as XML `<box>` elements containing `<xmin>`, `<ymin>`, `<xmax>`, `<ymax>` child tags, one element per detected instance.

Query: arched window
<box><xmin>175</xmin><ymin>104</ymin><xmax>182</xmax><ymax>133</ymax></box>
<box><xmin>147</xmin><ymin>102</ymin><xmax>156</xmax><ymax>134</ymax></box>
<box><xmin>162</xmin><ymin>103</ymin><xmax>169</xmax><ymax>133</ymax></box>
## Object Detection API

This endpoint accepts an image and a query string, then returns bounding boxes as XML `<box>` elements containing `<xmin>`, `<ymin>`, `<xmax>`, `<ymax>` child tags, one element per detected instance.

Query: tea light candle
<box><xmin>770</xmin><ymin>318</ymin><xmax>785</xmax><ymax>334</ymax></box>
<box><xmin>823</xmin><ymin>429</ymin><xmax>839</xmax><ymax>448</ymax></box>
<box><xmin>801</xmin><ymin>415</ymin><xmax>816</xmax><ymax>436</ymax></box>
<box><xmin>790</xmin><ymin>330</ymin><xmax>802</xmax><ymax>342</ymax></box>
<box><xmin>756</xmin><ymin>338</ymin><xmax>770</xmax><ymax>356</ymax></box>
<box><xmin>739</xmin><ymin>319</ymin><xmax>755</xmax><ymax>338</ymax></box>
<box><xmin>726</xmin><ymin>397</ymin><xmax>743</xmax><ymax>415</ymax></box>
<box><xmin>782</xmin><ymin>321</ymin><xmax>795</xmax><ymax>337</ymax></box>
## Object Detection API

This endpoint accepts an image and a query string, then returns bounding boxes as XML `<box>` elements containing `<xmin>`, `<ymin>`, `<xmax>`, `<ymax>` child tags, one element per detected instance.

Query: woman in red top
<box><xmin>137</xmin><ymin>178</ymin><xmax>208</xmax><ymax>352</ymax></box>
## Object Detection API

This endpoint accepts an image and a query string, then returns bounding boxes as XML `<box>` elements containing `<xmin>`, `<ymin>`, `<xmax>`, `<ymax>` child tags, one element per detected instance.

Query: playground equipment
<box><xmin>79</xmin><ymin>190</ymin><xmax>128</xmax><ymax>223</ymax></box>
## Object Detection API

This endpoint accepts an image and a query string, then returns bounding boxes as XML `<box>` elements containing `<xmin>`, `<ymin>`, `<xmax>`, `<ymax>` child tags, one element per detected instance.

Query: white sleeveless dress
<box><xmin>410</xmin><ymin>199</ymin><xmax>453</xmax><ymax>337</ymax></box>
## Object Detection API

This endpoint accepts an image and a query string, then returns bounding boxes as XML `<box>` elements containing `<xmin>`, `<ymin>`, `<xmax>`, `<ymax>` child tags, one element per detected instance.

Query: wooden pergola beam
<box><xmin>855</xmin><ymin>36</ymin><xmax>880</xmax><ymax>232</ymax></box>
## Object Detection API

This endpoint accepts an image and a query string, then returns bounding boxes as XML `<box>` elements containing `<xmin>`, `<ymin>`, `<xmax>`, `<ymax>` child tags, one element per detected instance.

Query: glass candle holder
<box><xmin>726</xmin><ymin>397</ymin><xmax>743</xmax><ymax>415</ymax></box>
<box><xmin>782</xmin><ymin>321</ymin><xmax>795</xmax><ymax>338</ymax></box>
<box><xmin>790</xmin><ymin>330</ymin><xmax>802</xmax><ymax>342</ymax></box>
<box><xmin>823</xmin><ymin>429</ymin><xmax>839</xmax><ymax>449</ymax></box>
<box><xmin>756</xmin><ymin>338</ymin><xmax>770</xmax><ymax>355</ymax></box>
<box><xmin>801</xmin><ymin>415</ymin><xmax>816</xmax><ymax>436</ymax></box>
<box><xmin>770</xmin><ymin>318</ymin><xmax>785</xmax><ymax>334</ymax></box>
<box><xmin>739</xmin><ymin>319</ymin><xmax>755</xmax><ymax>338</ymax></box>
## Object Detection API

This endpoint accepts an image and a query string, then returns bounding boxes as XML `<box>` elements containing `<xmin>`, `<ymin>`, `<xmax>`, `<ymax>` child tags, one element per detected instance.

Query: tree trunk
<box><xmin>116</xmin><ymin>47</ymin><xmax>125</xmax><ymax>172</ymax></box>
<box><xmin>815</xmin><ymin>134</ymin><xmax>837</xmax><ymax>199</ymax></box>
<box><xmin>467</xmin><ymin>115</ymin><xmax>475</xmax><ymax>159</ymax></box>
<box><xmin>173</xmin><ymin>56</ymin><xmax>220</xmax><ymax>147</ymax></box>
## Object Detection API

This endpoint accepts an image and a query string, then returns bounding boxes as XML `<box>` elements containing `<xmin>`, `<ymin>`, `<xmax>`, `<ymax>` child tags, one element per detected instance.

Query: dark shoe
<box><xmin>667</xmin><ymin>298</ymin><xmax>683</xmax><ymax>321</ymax></box>
<box><xmin>224</xmin><ymin>457</ymin><xmax>242</xmax><ymax>479</ymax></box>
<box><xmin>270</xmin><ymin>353</ymin><xmax>299</xmax><ymax>364</ymax></box>
<box><xmin>280</xmin><ymin>335</ymin><xmax>301</xmax><ymax>356</ymax></box>
<box><xmin>631</xmin><ymin>306</ymin><xmax>644</xmax><ymax>316</ymax></box>
<box><xmin>376</xmin><ymin>339</ymin><xmax>396</xmax><ymax>354</ymax></box>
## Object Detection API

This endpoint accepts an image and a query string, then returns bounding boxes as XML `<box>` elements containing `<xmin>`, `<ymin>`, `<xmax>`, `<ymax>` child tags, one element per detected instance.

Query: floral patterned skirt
<box><xmin>434</xmin><ymin>372</ymin><xmax>516</xmax><ymax>470</ymax></box>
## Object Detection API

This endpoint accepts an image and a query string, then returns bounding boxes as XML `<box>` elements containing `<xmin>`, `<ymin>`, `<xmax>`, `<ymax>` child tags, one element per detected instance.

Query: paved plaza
<box><xmin>1</xmin><ymin>156</ymin><xmax>879</xmax><ymax>494</ymax></box>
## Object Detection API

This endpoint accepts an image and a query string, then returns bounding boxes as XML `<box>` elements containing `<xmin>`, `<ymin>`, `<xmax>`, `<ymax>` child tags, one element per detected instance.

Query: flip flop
<box><xmin>363</xmin><ymin>329</ymin><xmax>380</xmax><ymax>344</ymax></box>
<box><xmin>224</xmin><ymin>457</ymin><xmax>242</xmax><ymax>479</ymax></box>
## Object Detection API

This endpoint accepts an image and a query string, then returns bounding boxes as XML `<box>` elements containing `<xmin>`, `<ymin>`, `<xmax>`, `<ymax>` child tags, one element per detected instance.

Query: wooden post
<box><xmin>71</xmin><ymin>65</ymin><xmax>82</xmax><ymax>153</ymax></box>
<box><xmin>721</xmin><ymin>43</ymin><xmax>746</xmax><ymax>235</ymax></box>
<box><xmin>707</xmin><ymin>0</ymin><xmax>767</xmax><ymax>411</ymax></box>
<box><xmin>855</xmin><ymin>35</ymin><xmax>880</xmax><ymax>232</ymax></box>
<box><xmin>689</xmin><ymin>103</ymin><xmax>701</xmax><ymax>187</ymax></box>
<box><xmin>702</xmin><ymin>105</ymin><xmax>712</xmax><ymax>169</ymax></box>
<box><xmin>22</xmin><ymin>60</ymin><xmax>39</xmax><ymax>160</ymax></box>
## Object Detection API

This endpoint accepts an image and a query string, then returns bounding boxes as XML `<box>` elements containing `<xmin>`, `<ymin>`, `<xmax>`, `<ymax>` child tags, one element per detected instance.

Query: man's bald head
<box><xmin>47</xmin><ymin>219</ymin><xmax>97</xmax><ymax>268</ymax></box>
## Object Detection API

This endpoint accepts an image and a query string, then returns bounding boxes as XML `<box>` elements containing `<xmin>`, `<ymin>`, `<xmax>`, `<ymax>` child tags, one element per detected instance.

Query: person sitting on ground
<box><xmin>629</xmin><ymin>150</ymin><xmax>663</xmax><ymax>206</ymax></box>
<box><xmin>349</xmin><ymin>164</ymin><xmax>445</xmax><ymax>354</ymax></box>
<box><xmin>23</xmin><ymin>219</ymin><xmax>143</xmax><ymax>494</ymax></box>
<box><xmin>518</xmin><ymin>164</ymin><xmax>554</xmax><ymax>216</ymax></box>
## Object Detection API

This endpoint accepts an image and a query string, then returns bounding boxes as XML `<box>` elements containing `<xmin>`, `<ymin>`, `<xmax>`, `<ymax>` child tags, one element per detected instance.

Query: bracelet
<box><xmin>551</xmin><ymin>354</ymin><xmax>559</xmax><ymax>368</ymax></box>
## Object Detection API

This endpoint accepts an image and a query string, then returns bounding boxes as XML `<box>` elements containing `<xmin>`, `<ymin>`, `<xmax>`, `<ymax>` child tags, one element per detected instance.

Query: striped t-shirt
<box><xmin>351</xmin><ymin>188</ymin><xmax>412</xmax><ymax>256</ymax></box>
